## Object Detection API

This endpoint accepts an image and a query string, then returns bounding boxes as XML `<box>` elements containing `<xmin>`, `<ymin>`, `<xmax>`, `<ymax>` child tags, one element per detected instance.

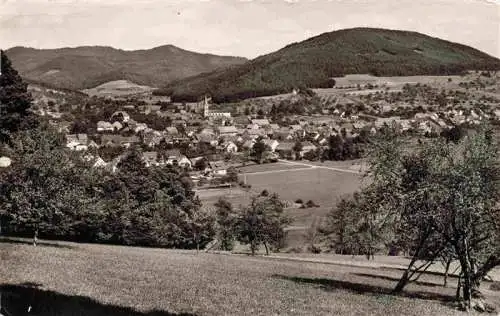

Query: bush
<box><xmin>306</xmin><ymin>200</ymin><xmax>319</xmax><ymax>208</ymax></box>
<box><xmin>308</xmin><ymin>245</ymin><xmax>322</xmax><ymax>254</ymax></box>
<box><xmin>261</xmin><ymin>189</ymin><xmax>269</xmax><ymax>197</ymax></box>
<box><xmin>295</xmin><ymin>199</ymin><xmax>303</xmax><ymax>204</ymax></box>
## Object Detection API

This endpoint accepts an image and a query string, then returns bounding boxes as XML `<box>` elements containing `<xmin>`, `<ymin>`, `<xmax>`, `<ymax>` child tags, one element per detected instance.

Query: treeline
<box><xmin>0</xmin><ymin>128</ymin><xmax>213</xmax><ymax>249</ymax></box>
<box><xmin>212</xmin><ymin>193</ymin><xmax>291</xmax><ymax>255</ymax></box>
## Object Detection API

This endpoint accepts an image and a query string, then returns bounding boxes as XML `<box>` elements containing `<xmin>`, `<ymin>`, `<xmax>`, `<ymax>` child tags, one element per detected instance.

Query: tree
<box><xmin>187</xmin><ymin>207</ymin><xmax>215</xmax><ymax>253</ymax></box>
<box><xmin>235</xmin><ymin>193</ymin><xmax>290</xmax><ymax>255</ymax></box>
<box><xmin>214</xmin><ymin>198</ymin><xmax>236</xmax><ymax>251</ymax></box>
<box><xmin>304</xmin><ymin>216</ymin><xmax>322</xmax><ymax>253</ymax></box>
<box><xmin>356</xmin><ymin>125</ymin><xmax>500</xmax><ymax>309</ymax></box>
<box><xmin>0</xmin><ymin>50</ymin><xmax>38</xmax><ymax>143</ymax></box>
<box><xmin>251</xmin><ymin>137</ymin><xmax>269</xmax><ymax>163</ymax></box>
<box><xmin>0</xmin><ymin>126</ymin><xmax>99</xmax><ymax>242</ymax></box>
<box><xmin>292</xmin><ymin>141</ymin><xmax>303</xmax><ymax>160</ymax></box>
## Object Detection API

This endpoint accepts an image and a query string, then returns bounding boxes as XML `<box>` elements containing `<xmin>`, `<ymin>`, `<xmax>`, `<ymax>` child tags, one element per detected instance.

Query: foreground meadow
<box><xmin>1</xmin><ymin>239</ymin><xmax>498</xmax><ymax>315</ymax></box>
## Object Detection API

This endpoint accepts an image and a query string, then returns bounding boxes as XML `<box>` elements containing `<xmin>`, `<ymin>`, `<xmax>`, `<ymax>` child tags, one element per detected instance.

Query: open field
<box><xmin>196</xmin><ymin>161</ymin><xmax>365</xmax><ymax>249</ymax></box>
<box><xmin>1</xmin><ymin>239</ymin><xmax>498</xmax><ymax>315</ymax></box>
<box><xmin>82</xmin><ymin>80</ymin><xmax>155</xmax><ymax>97</ymax></box>
<box><xmin>238</xmin><ymin>166</ymin><xmax>363</xmax><ymax>206</ymax></box>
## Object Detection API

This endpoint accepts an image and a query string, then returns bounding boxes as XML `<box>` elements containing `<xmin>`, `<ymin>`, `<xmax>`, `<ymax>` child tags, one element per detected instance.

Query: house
<box><xmin>276</xmin><ymin>142</ymin><xmax>295</xmax><ymax>159</ymax></box>
<box><xmin>251</xmin><ymin>119</ymin><xmax>270</xmax><ymax>127</ymax></box>
<box><xmin>141</xmin><ymin>105</ymin><xmax>162</xmax><ymax>114</ymax></box>
<box><xmin>143</xmin><ymin>151</ymin><xmax>160</xmax><ymax>167</ymax></box>
<box><xmin>100</xmin><ymin>134</ymin><xmax>122</xmax><ymax>147</ymax></box>
<box><xmin>143</xmin><ymin>134</ymin><xmax>163</xmax><ymax>147</ymax></box>
<box><xmin>166</xmin><ymin>126</ymin><xmax>179</xmax><ymax>135</ymax></box>
<box><xmin>164</xmin><ymin>149</ymin><xmax>181</xmax><ymax>165</ymax></box>
<box><xmin>173</xmin><ymin>119</ymin><xmax>187</xmax><ymax>127</ymax></box>
<box><xmin>244</xmin><ymin>129</ymin><xmax>265</xmax><ymax>139</ymax></box>
<box><xmin>208</xmin><ymin>161</ymin><xmax>229</xmax><ymax>176</ymax></box>
<box><xmin>178</xmin><ymin>156</ymin><xmax>192</xmax><ymax>169</ymax></box>
<box><xmin>200</xmin><ymin>127</ymin><xmax>215</xmax><ymax>135</ymax></box>
<box><xmin>101</xmin><ymin>135</ymin><xmax>140</xmax><ymax>148</ymax></box>
<box><xmin>66</xmin><ymin>134</ymin><xmax>88</xmax><ymax>151</ymax></box>
<box><xmin>353</xmin><ymin>122</ymin><xmax>366</xmax><ymax>130</ymax></box>
<box><xmin>88</xmin><ymin>140</ymin><xmax>99</xmax><ymax>149</ymax></box>
<box><xmin>97</xmin><ymin>121</ymin><xmax>114</xmax><ymax>132</ymax></box>
<box><xmin>263</xmin><ymin>139</ymin><xmax>280</xmax><ymax>152</ymax></box>
<box><xmin>111</xmin><ymin>111</ymin><xmax>130</xmax><ymax>123</ymax></box>
<box><xmin>93</xmin><ymin>156</ymin><xmax>107</xmax><ymax>168</ymax></box>
<box><xmin>218</xmin><ymin>126</ymin><xmax>238</xmax><ymax>136</ymax></box>
<box><xmin>269</xmin><ymin>124</ymin><xmax>280</xmax><ymax>130</ymax></box>
<box><xmin>196</xmin><ymin>133</ymin><xmax>218</xmax><ymax>146</ymax></box>
<box><xmin>133</xmin><ymin>123</ymin><xmax>148</xmax><ymax>133</ymax></box>
<box><xmin>242</xmin><ymin>139</ymin><xmax>256</xmax><ymax>150</ymax></box>
<box><xmin>223</xmin><ymin>141</ymin><xmax>238</xmax><ymax>153</ymax></box>
<box><xmin>112</xmin><ymin>121</ymin><xmax>123</xmax><ymax>131</ymax></box>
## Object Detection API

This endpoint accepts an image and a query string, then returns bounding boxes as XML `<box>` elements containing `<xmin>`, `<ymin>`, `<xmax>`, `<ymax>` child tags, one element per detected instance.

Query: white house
<box><xmin>97</xmin><ymin>121</ymin><xmax>114</xmax><ymax>132</ymax></box>
<box><xmin>263</xmin><ymin>139</ymin><xmax>280</xmax><ymax>152</ymax></box>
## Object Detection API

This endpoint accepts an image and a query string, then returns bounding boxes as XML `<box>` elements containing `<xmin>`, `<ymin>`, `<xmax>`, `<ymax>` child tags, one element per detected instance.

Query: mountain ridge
<box><xmin>156</xmin><ymin>27</ymin><xmax>500</xmax><ymax>103</ymax></box>
<box><xmin>4</xmin><ymin>45</ymin><xmax>248</xmax><ymax>91</ymax></box>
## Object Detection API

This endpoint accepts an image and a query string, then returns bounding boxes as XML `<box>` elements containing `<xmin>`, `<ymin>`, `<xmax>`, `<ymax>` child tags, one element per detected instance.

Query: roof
<box><xmin>67</xmin><ymin>134</ymin><xmax>88</xmax><ymax>142</ymax></box>
<box><xmin>276</xmin><ymin>142</ymin><xmax>295</xmax><ymax>151</ymax></box>
<box><xmin>166</xmin><ymin>126</ymin><xmax>179</xmax><ymax>134</ymax></box>
<box><xmin>197</xmin><ymin>133</ymin><xmax>216</xmax><ymax>143</ymax></box>
<box><xmin>97</xmin><ymin>121</ymin><xmax>113</xmax><ymax>128</ymax></box>
<box><xmin>251</xmin><ymin>119</ymin><xmax>270</xmax><ymax>126</ymax></box>
<box><xmin>301</xmin><ymin>141</ymin><xmax>316</xmax><ymax>149</ymax></box>
<box><xmin>165</xmin><ymin>149</ymin><xmax>181</xmax><ymax>158</ymax></box>
<box><xmin>143</xmin><ymin>151</ymin><xmax>158</xmax><ymax>160</ymax></box>
<box><xmin>218</xmin><ymin>126</ymin><xmax>238</xmax><ymax>134</ymax></box>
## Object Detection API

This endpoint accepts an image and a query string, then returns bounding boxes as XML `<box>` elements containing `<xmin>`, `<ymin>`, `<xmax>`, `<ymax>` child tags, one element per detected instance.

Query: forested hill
<box><xmin>156</xmin><ymin>27</ymin><xmax>500</xmax><ymax>103</ymax></box>
<box><xmin>4</xmin><ymin>45</ymin><xmax>247</xmax><ymax>90</ymax></box>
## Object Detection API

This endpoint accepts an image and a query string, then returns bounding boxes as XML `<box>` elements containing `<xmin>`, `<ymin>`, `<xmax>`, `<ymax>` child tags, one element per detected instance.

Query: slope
<box><xmin>4</xmin><ymin>45</ymin><xmax>248</xmax><ymax>90</ymax></box>
<box><xmin>157</xmin><ymin>28</ymin><xmax>500</xmax><ymax>103</ymax></box>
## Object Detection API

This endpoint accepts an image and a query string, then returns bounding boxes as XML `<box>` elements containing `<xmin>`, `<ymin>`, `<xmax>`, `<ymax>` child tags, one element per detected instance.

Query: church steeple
<box><xmin>203</xmin><ymin>95</ymin><xmax>209</xmax><ymax>117</ymax></box>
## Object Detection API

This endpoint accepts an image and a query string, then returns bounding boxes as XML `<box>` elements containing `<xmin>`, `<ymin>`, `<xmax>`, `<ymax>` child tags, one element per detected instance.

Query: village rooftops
<box><xmin>251</xmin><ymin>118</ymin><xmax>271</xmax><ymax>126</ymax></box>
<box><xmin>218</xmin><ymin>126</ymin><xmax>238</xmax><ymax>135</ymax></box>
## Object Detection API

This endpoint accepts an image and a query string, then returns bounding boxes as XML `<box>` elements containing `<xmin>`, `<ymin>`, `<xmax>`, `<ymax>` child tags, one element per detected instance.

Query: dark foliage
<box><xmin>0</xmin><ymin>50</ymin><xmax>38</xmax><ymax>143</ymax></box>
<box><xmin>157</xmin><ymin>28</ymin><xmax>500</xmax><ymax>102</ymax></box>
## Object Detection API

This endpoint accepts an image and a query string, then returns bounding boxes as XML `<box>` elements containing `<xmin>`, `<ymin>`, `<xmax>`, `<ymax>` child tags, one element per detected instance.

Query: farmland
<box><xmin>237</xmin><ymin>161</ymin><xmax>363</xmax><ymax>206</ymax></box>
<box><xmin>194</xmin><ymin>160</ymin><xmax>365</xmax><ymax>250</ymax></box>
<box><xmin>1</xmin><ymin>239</ymin><xmax>499</xmax><ymax>316</ymax></box>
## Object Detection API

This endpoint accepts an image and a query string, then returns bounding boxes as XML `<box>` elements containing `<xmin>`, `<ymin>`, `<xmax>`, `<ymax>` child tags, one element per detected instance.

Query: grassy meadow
<box><xmin>1</xmin><ymin>239</ymin><xmax>499</xmax><ymax>315</ymax></box>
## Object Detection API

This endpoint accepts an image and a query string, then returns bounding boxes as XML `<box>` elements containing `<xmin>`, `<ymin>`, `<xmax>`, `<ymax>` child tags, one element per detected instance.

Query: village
<box><xmin>29</xmin><ymin>71</ymin><xmax>500</xmax><ymax>191</ymax></box>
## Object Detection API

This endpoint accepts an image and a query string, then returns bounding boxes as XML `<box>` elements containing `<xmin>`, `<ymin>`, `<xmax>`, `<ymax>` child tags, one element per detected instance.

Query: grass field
<box><xmin>195</xmin><ymin>161</ymin><xmax>365</xmax><ymax>250</ymax></box>
<box><xmin>238</xmin><ymin>166</ymin><xmax>363</xmax><ymax>206</ymax></box>
<box><xmin>1</xmin><ymin>239</ymin><xmax>498</xmax><ymax>315</ymax></box>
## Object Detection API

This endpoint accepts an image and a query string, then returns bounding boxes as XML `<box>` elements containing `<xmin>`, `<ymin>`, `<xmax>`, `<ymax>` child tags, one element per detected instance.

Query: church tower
<box><xmin>203</xmin><ymin>95</ymin><xmax>210</xmax><ymax>117</ymax></box>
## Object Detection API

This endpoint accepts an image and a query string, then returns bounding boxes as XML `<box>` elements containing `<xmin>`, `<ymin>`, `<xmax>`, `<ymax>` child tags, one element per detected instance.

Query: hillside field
<box><xmin>1</xmin><ymin>239</ymin><xmax>499</xmax><ymax>315</ymax></box>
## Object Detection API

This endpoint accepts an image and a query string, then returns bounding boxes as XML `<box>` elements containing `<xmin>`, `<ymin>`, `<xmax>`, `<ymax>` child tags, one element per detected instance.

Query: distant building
<box><xmin>203</xmin><ymin>96</ymin><xmax>231</xmax><ymax>118</ymax></box>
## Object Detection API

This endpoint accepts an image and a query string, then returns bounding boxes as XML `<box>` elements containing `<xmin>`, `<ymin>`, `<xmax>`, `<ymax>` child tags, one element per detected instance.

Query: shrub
<box><xmin>295</xmin><ymin>199</ymin><xmax>303</xmax><ymax>204</ymax></box>
<box><xmin>306</xmin><ymin>200</ymin><xmax>319</xmax><ymax>208</ymax></box>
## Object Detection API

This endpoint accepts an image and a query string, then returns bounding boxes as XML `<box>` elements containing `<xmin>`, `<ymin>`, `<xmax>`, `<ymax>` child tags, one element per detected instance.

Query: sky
<box><xmin>0</xmin><ymin>0</ymin><xmax>499</xmax><ymax>59</ymax></box>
